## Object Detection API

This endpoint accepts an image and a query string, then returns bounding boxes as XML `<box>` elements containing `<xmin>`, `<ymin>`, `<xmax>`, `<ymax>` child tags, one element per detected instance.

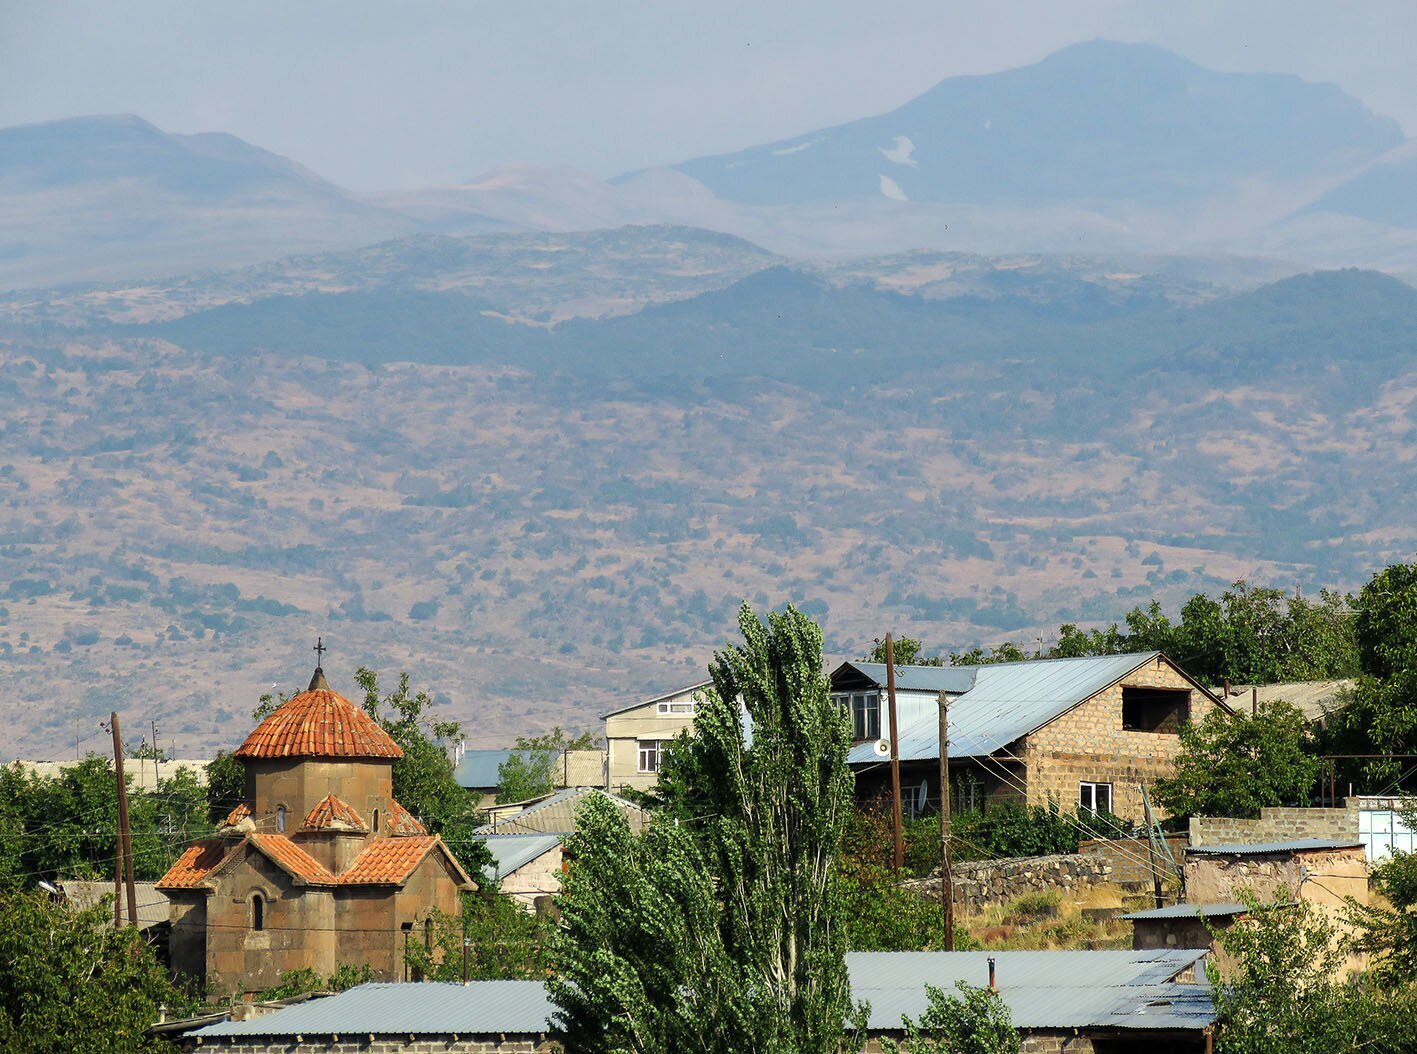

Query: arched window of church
<box><xmin>251</xmin><ymin>894</ymin><xmax>265</xmax><ymax>931</ymax></box>
<box><xmin>373</xmin><ymin>808</ymin><xmax>380</xmax><ymax>833</ymax></box>
<box><xmin>424</xmin><ymin>916</ymin><xmax>433</xmax><ymax>951</ymax></box>
<box><xmin>276</xmin><ymin>805</ymin><xmax>287</xmax><ymax>833</ymax></box>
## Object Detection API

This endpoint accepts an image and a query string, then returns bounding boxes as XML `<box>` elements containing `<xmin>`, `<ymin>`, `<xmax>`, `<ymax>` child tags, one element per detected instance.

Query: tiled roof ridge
<box><xmin>249</xmin><ymin>833</ymin><xmax>339</xmax><ymax>885</ymax></box>
<box><xmin>387</xmin><ymin>798</ymin><xmax>426</xmax><ymax>835</ymax></box>
<box><xmin>220</xmin><ymin>802</ymin><xmax>252</xmax><ymax>827</ymax></box>
<box><xmin>155</xmin><ymin>838</ymin><xmax>238</xmax><ymax>890</ymax></box>
<box><xmin>234</xmin><ymin>685</ymin><xmax>404</xmax><ymax>760</ymax></box>
<box><xmin>302</xmin><ymin>793</ymin><xmax>368</xmax><ymax>832</ymax></box>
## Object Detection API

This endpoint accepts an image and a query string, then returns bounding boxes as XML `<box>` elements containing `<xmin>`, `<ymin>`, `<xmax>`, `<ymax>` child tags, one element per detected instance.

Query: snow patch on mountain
<box><xmin>879</xmin><ymin>136</ymin><xmax>917</xmax><ymax>167</ymax></box>
<box><xmin>879</xmin><ymin>174</ymin><xmax>908</xmax><ymax>201</ymax></box>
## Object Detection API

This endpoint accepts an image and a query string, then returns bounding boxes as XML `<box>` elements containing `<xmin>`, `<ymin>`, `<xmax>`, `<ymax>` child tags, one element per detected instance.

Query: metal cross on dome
<box><xmin>313</xmin><ymin>636</ymin><xmax>326</xmax><ymax>666</ymax></box>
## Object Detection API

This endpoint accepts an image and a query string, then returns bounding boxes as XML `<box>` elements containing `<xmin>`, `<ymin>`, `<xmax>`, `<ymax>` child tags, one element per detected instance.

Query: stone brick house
<box><xmin>602</xmin><ymin>680</ymin><xmax>710</xmax><ymax>792</ymax></box>
<box><xmin>838</xmin><ymin>652</ymin><xmax>1228</xmax><ymax>822</ymax></box>
<box><xmin>156</xmin><ymin>666</ymin><xmax>476</xmax><ymax>995</ymax></box>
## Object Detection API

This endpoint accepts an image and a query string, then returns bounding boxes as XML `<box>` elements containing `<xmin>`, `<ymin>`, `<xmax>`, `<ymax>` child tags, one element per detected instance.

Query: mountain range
<box><xmin>4</xmin><ymin>41</ymin><xmax>1417</xmax><ymax>289</ymax></box>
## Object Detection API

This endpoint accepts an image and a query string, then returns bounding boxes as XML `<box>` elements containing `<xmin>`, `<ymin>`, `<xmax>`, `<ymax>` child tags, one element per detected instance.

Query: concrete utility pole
<box><xmin>110</xmin><ymin>712</ymin><xmax>138</xmax><ymax>927</ymax></box>
<box><xmin>937</xmin><ymin>689</ymin><xmax>954</xmax><ymax>950</ymax></box>
<box><xmin>885</xmin><ymin>634</ymin><xmax>905</xmax><ymax>872</ymax></box>
<box><xmin>1140</xmin><ymin>782</ymin><xmax>1165</xmax><ymax>910</ymax></box>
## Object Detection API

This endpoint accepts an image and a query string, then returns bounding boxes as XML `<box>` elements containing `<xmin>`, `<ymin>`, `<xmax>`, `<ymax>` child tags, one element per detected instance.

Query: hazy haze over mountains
<box><xmin>5</xmin><ymin>34</ymin><xmax>1417</xmax><ymax>757</ymax></box>
<box><xmin>5</xmin><ymin>41</ymin><xmax>1417</xmax><ymax>288</ymax></box>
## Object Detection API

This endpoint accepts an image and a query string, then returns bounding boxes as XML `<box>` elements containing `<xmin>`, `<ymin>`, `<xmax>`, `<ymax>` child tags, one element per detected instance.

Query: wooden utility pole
<box><xmin>110</xmin><ymin>712</ymin><xmax>139</xmax><ymax>927</ymax></box>
<box><xmin>937</xmin><ymin>689</ymin><xmax>954</xmax><ymax>950</ymax></box>
<box><xmin>1140</xmin><ymin>782</ymin><xmax>1165</xmax><ymax>910</ymax></box>
<box><xmin>884</xmin><ymin>633</ymin><xmax>904</xmax><ymax>872</ymax></box>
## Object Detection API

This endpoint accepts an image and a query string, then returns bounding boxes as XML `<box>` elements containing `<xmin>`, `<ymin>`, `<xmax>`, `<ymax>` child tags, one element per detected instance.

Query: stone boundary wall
<box><xmin>1078</xmin><ymin>835</ymin><xmax>1189</xmax><ymax>889</ymax></box>
<box><xmin>1189</xmin><ymin>800</ymin><xmax>1359</xmax><ymax>847</ymax></box>
<box><xmin>906</xmin><ymin>853</ymin><xmax>1113</xmax><ymax>914</ymax></box>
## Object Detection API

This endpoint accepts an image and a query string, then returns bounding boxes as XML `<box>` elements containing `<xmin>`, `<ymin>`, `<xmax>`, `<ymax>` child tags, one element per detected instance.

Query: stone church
<box><xmin>157</xmin><ymin>665</ymin><xmax>476</xmax><ymax>994</ymax></box>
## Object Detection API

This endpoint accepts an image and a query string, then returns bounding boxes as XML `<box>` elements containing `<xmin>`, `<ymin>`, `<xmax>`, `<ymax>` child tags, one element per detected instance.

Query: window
<box><xmin>251</xmin><ymin>894</ymin><xmax>265</xmax><ymax>931</ymax></box>
<box><xmin>832</xmin><ymin>691</ymin><xmax>881</xmax><ymax>741</ymax></box>
<box><xmin>657</xmin><ymin>700</ymin><xmax>697</xmax><ymax>715</ymax></box>
<box><xmin>1079</xmin><ymin>782</ymin><xmax>1113</xmax><ymax>816</ymax></box>
<box><xmin>637</xmin><ymin>740</ymin><xmax>663</xmax><ymax>773</ymax></box>
<box><xmin>373</xmin><ymin>808</ymin><xmax>380</xmax><ymax>834</ymax></box>
<box><xmin>1121</xmin><ymin>686</ymin><xmax>1190</xmax><ymax>733</ymax></box>
<box><xmin>276</xmin><ymin>805</ymin><xmax>287</xmax><ymax>833</ymax></box>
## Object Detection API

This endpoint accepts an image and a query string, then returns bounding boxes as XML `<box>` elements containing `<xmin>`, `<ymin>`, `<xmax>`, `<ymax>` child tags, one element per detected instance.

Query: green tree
<box><xmin>549</xmin><ymin>604</ymin><xmax>864</xmax><ymax>1054</ymax></box>
<box><xmin>496</xmin><ymin>727</ymin><xmax>601</xmax><ymax>805</ymax></box>
<box><xmin>879</xmin><ymin>981</ymin><xmax>1020</xmax><ymax>1054</ymax></box>
<box><xmin>354</xmin><ymin>667</ymin><xmax>491</xmax><ymax>876</ymax></box>
<box><xmin>867</xmin><ymin>637</ymin><xmax>943</xmax><ymax>666</ymax></box>
<box><xmin>1152</xmin><ymin>702</ymin><xmax>1319</xmax><ymax>820</ymax></box>
<box><xmin>1048</xmin><ymin>623</ymin><xmax>1125</xmax><ymax>658</ymax></box>
<box><xmin>1209</xmin><ymin>896</ymin><xmax>1417</xmax><ymax>1054</ymax></box>
<box><xmin>0</xmin><ymin>890</ymin><xmax>194</xmax><ymax>1053</ymax></box>
<box><xmin>204</xmin><ymin>751</ymin><xmax>245</xmax><ymax>824</ymax></box>
<box><xmin>950</xmin><ymin>642</ymin><xmax>1029</xmax><ymax>666</ymax></box>
<box><xmin>405</xmin><ymin>890</ymin><xmax>553</xmax><ymax>981</ymax></box>
<box><xmin>1349</xmin><ymin>850</ymin><xmax>1417</xmax><ymax>984</ymax></box>
<box><xmin>1353</xmin><ymin>563</ymin><xmax>1417</xmax><ymax>679</ymax></box>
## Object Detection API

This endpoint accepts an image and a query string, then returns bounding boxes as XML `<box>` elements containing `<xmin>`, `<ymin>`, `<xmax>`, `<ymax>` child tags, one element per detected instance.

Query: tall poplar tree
<box><xmin>550</xmin><ymin>604</ymin><xmax>861</xmax><ymax>1054</ymax></box>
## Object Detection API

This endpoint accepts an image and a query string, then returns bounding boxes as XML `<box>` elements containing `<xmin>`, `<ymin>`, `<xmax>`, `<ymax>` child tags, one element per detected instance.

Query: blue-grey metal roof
<box><xmin>196</xmin><ymin>981</ymin><xmax>556</xmax><ymax>1037</ymax></box>
<box><xmin>453</xmin><ymin>749</ymin><xmax>532</xmax><ymax>790</ymax></box>
<box><xmin>1186</xmin><ymin>838</ymin><xmax>1363</xmax><ymax>856</ymax></box>
<box><xmin>477</xmin><ymin>834</ymin><xmax>562</xmax><ymax>883</ymax></box>
<box><xmin>848</xmin><ymin>949</ymin><xmax>1213</xmax><ymax>1032</ymax></box>
<box><xmin>848</xmin><ymin>652</ymin><xmax>1164</xmax><ymax>764</ymax></box>
<box><xmin>474</xmin><ymin>786</ymin><xmax>648</xmax><ymax>835</ymax></box>
<box><xmin>834</xmin><ymin>663</ymin><xmax>978</xmax><ymax>695</ymax></box>
<box><xmin>195</xmin><ymin>951</ymin><xmax>1213</xmax><ymax>1039</ymax></box>
<box><xmin>1121</xmin><ymin>902</ymin><xmax>1248</xmax><ymax>921</ymax></box>
<box><xmin>602</xmin><ymin>680</ymin><xmax>714</xmax><ymax>719</ymax></box>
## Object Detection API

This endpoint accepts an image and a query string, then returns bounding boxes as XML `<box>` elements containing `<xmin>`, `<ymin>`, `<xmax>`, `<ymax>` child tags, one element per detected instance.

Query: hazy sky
<box><xmin>3</xmin><ymin>1</ymin><xmax>1414</xmax><ymax>190</ymax></box>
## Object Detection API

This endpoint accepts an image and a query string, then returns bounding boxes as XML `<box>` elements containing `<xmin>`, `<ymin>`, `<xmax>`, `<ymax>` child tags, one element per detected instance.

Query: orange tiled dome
<box><xmin>234</xmin><ymin>669</ymin><xmax>403</xmax><ymax>760</ymax></box>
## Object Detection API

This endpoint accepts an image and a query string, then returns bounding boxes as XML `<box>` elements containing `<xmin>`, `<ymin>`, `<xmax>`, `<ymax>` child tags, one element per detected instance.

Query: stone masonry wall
<box><xmin>1022</xmin><ymin>654</ymin><xmax>1227</xmax><ymax>823</ymax></box>
<box><xmin>1079</xmin><ymin>835</ymin><xmax>1189</xmax><ymax>889</ymax></box>
<box><xmin>906</xmin><ymin>853</ymin><xmax>1114</xmax><ymax>914</ymax></box>
<box><xmin>1189</xmin><ymin>801</ymin><xmax>1360</xmax><ymax>847</ymax></box>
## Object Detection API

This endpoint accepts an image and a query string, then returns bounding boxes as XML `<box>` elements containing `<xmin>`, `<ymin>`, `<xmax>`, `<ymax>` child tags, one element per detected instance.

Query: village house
<box><xmin>173</xmin><ymin>950</ymin><xmax>1216</xmax><ymax>1054</ymax></box>
<box><xmin>477</xmin><ymin>833</ymin><xmax>564</xmax><ymax>912</ymax></box>
<box><xmin>834</xmin><ymin>651</ymin><xmax>1228</xmax><ymax>822</ymax></box>
<box><xmin>602</xmin><ymin>680</ymin><xmax>710</xmax><ymax>792</ymax></box>
<box><xmin>155</xmin><ymin>665</ymin><xmax>476</xmax><ymax>995</ymax></box>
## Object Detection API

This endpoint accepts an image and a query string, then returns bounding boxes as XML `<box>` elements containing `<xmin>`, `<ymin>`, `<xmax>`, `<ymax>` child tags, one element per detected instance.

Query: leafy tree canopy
<box><xmin>879</xmin><ymin>981</ymin><xmax>1020</xmax><ymax>1054</ymax></box>
<box><xmin>1152</xmin><ymin>702</ymin><xmax>1319</xmax><ymax>820</ymax></box>
<box><xmin>496</xmin><ymin>727</ymin><xmax>601</xmax><ymax>805</ymax></box>
<box><xmin>0</xmin><ymin>891</ymin><xmax>195</xmax><ymax>1053</ymax></box>
<box><xmin>405</xmin><ymin>890</ymin><xmax>553</xmax><ymax>982</ymax></box>
<box><xmin>867</xmin><ymin>637</ymin><xmax>943</xmax><ymax>666</ymax></box>
<box><xmin>550</xmin><ymin>604</ymin><xmax>865</xmax><ymax>1054</ymax></box>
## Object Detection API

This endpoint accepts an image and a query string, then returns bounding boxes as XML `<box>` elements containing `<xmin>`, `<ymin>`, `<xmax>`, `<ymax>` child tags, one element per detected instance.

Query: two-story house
<box><xmin>602</xmin><ymin>681</ymin><xmax>711</xmax><ymax>792</ymax></box>
<box><xmin>832</xmin><ymin>651</ymin><xmax>1227</xmax><ymax>821</ymax></box>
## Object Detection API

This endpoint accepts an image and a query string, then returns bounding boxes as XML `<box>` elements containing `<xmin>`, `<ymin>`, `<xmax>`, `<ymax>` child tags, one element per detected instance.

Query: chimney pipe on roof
<box><xmin>988</xmin><ymin>956</ymin><xmax>996</xmax><ymax>991</ymax></box>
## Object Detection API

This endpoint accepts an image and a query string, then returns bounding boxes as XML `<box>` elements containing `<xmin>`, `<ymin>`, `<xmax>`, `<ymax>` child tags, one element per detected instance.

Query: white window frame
<box><xmin>657</xmin><ymin>700</ymin><xmax>697</xmax><ymax>716</ymax></box>
<box><xmin>832</xmin><ymin>690</ymin><xmax>881</xmax><ymax>741</ymax></box>
<box><xmin>637</xmin><ymin>739</ymin><xmax>663</xmax><ymax>773</ymax></box>
<box><xmin>1079</xmin><ymin>781</ymin><xmax>1113</xmax><ymax>816</ymax></box>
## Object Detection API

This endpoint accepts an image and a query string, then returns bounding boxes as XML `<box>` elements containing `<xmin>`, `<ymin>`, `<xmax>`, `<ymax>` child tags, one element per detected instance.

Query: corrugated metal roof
<box><xmin>602</xmin><ymin>680</ymin><xmax>713</xmax><ymax>719</ymax></box>
<box><xmin>848</xmin><ymin>949</ymin><xmax>1212</xmax><ymax>1031</ymax></box>
<box><xmin>58</xmin><ymin>880</ymin><xmax>169</xmax><ymax>930</ymax></box>
<box><xmin>474</xmin><ymin>787</ymin><xmax>648</xmax><ymax>836</ymax></box>
<box><xmin>1227</xmin><ymin>679</ymin><xmax>1355</xmax><ymax>721</ymax></box>
<box><xmin>196</xmin><ymin>981</ymin><xmax>556</xmax><ymax>1037</ymax></box>
<box><xmin>196</xmin><ymin>951</ymin><xmax>1213</xmax><ymax>1039</ymax></box>
<box><xmin>1121</xmin><ymin>902</ymin><xmax>1248</xmax><ymax>921</ymax></box>
<box><xmin>848</xmin><ymin>652</ymin><xmax>1162</xmax><ymax>764</ymax></box>
<box><xmin>453</xmin><ymin>749</ymin><xmax>529</xmax><ymax>790</ymax></box>
<box><xmin>477</xmin><ymin>834</ymin><xmax>562</xmax><ymax>883</ymax></box>
<box><xmin>834</xmin><ymin>663</ymin><xmax>978</xmax><ymax>695</ymax></box>
<box><xmin>1187</xmin><ymin>838</ymin><xmax>1363</xmax><ymax>856</ymax></box>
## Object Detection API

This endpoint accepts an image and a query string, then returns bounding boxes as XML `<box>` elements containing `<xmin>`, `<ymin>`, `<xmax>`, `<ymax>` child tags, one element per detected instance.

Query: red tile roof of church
<box><xmin>340</xmin><ymin>836</ymin><xmax>442</xmax><ymax>885</ymax></box>
<box><xmin>249</xmin><ymin>834</ymin><xmax>339</xmax><ymax>884</ymax></box>
<box><xmin>387</xmin><ymin>798</ymin><xmax>427</xmax><ymax>835</ymax></box>
<box><xmin>220</xmin><ymin>802</ymin><xmax>252</xmax><ymax>827</ymax></box>
<box><xmin>155</xmin><ymin>839</ymin><xmax>235</xmax><ymax>890</ymax></box>
<box><xmin>234</xmin><ymin>671</ymin><xmax>403</xmax><ymax>760</ymax></box>
<box><xmin>302</xmin><ymin>794</ymin><xmax>368</xmax><ymax>832</ymax></box>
